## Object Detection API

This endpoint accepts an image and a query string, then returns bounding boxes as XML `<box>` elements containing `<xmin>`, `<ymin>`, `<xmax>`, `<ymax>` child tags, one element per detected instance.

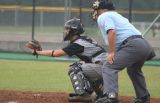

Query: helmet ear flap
<box><xmin>63</xmin><ymin>26</ymin><xmax>71</xmax><ymax>41</ymax></box>
<box><xmin>76</xmin><ymin>23</ymin><xmax>84</xmax><ymax>34</ymax></box>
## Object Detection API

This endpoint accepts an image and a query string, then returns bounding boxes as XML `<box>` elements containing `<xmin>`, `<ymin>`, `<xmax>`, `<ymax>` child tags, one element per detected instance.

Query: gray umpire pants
<box><xmin>102</xmin><ymin>38</ymin><xmax>154</xmax><ymax>98</ymax></box>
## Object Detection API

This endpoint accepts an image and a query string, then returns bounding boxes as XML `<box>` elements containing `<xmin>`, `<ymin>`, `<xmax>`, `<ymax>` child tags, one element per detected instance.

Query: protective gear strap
<box><xmin>68</xmin><ymin>62</ymin><xmax>93</xmax><ymax>95</ymax></box>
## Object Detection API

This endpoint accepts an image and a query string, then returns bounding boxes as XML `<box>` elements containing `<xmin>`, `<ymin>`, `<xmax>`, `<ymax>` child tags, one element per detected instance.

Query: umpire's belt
<box><xmin>122</xmin><ymin>35</ymin><xmax>143</xmax><ymax>45</ymax></box>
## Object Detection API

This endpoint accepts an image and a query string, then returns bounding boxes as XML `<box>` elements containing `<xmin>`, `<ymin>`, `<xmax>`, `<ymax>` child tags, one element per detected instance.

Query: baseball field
<box><xmin>0</xmin><ymin>58</ymin><xmax>160</xmax><ymax>103</ymax></box>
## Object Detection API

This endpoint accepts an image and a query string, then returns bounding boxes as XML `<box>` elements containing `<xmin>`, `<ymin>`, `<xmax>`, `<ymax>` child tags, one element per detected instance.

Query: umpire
<box><xmin>91</xmin><ymin>0</ymin><xmax>155</xmax><ymax>103</ymax></box>
<box><xmin>31</xmin><ymin>18</ymin><xmax>106</xmax><ymax>102</ymax></box>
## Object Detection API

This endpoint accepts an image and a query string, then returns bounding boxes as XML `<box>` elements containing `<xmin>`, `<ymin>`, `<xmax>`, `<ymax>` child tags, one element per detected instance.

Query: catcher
<box><xmin>26</xmin><ymin>18</ymin><xmax>107</xmax><ymax>102</ymax></box>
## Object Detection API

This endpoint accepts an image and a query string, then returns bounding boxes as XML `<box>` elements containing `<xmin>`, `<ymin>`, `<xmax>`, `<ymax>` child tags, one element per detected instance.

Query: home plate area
<box><xmin>0</xmin><ymin>90</ymin><xmax>160</xmax><ymax>103</ymax></box>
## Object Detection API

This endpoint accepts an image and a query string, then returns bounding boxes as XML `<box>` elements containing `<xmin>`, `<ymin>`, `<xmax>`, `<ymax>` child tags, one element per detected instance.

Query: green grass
<box><xmin>0</xmin><ymin>59</ymin><xmax>159</xmax><ymax>97</ymax></box>
<box><xmin>119</xmin><ymin>67</ymin><xmax>160</xmax><ymax>97</ymax></box>
<box><xmin>0</xmin><ymin>59</ymin><xmax>73</xmax><ymax>92</ymax></box>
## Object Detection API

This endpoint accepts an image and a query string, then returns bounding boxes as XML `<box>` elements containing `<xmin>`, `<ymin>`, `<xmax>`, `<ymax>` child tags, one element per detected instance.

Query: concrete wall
<box><xmin>0</xmin><ymin>41</ymin><xmax>159</xmax><ymax>60</ymax></box>
<box><xmin>0</xmin><ymin>41</ymin><xmax>66</xmax><ymax>53</ymax></box>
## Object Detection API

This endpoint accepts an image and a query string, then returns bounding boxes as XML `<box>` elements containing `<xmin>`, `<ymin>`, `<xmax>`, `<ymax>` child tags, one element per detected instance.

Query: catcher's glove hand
<box><xmin>25</xmin><ymin>40</ymin><xmax>42</xmax><ymax>58</ymax></box>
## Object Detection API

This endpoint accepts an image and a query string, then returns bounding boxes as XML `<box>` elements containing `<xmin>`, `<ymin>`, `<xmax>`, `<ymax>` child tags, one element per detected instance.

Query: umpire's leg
<box><xmin>102</xmin><ymin>38</ymin><xmax>152</xmax><ymax>96</ymax></box>
<box><xmin>127</xmin><ymin>61</ymin><xmax>150</xmax><ymax>98</ymax></box>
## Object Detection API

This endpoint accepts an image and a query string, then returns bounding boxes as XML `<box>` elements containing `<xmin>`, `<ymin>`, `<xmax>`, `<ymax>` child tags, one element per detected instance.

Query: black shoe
<box><xmin>96</xmin><ymin>97</ymin><xmax>119</xmax><ymax>103</ymax></box>
<box><xmin>96</xmin><ymin>94</ymin><xmax>103</xmax><ymax>100</ymax></box>
<box><xmin>68</xmin><ymin>93</ymin><xmax>92</xmax><ymax>102</ymax></box>
<box><xmin>134</xmin><ymin>95</ymin><xmax>150</xmax><ymax>103</ymax></box>
<box><xmin>96</xmin><ymin>93</ymin><xmax>119</xmax><ymax>103</ymax></box>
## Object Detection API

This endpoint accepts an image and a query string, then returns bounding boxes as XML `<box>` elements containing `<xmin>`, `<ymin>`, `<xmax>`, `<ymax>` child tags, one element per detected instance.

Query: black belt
<box><xmin>122</xmin><ymin>35</ymin><xmax>143</xmax><ymax>45</ymax></box>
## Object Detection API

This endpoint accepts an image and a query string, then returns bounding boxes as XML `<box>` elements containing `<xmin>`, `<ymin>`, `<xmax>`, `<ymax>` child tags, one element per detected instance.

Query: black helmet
<box><xmin>63</xmin><ymin>18</ymin><xmax>84</xmax><ymax>41</ymax></box>
<box><xmin>92</xmin><ymin>0</ymin><xmax>115</xmax><ymax>20</ymax></box>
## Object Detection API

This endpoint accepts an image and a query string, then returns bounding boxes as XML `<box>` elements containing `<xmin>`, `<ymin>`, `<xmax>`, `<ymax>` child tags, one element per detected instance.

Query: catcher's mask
<box><xmin>91</xmin><ymin>0</ymin><xmax>115</xmax><ymax>21</ymax></box>
<box><xmin>63</xmin><ymin>18</ymin><xmax>84</xmax><ymax>41</ymax></box>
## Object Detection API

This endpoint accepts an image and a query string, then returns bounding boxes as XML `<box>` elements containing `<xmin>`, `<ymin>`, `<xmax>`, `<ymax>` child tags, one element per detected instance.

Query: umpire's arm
<box><xmin>107</xmin><ymin>29</ymin><xmax>116</xmax><ymax>64</ymax></box>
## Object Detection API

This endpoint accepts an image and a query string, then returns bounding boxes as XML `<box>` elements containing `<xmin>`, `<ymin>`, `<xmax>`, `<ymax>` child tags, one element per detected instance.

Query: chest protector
<box><xmin>74</xmin><ymin>36</ymin><xmax>105</xmax><ymax>63</ymax></box>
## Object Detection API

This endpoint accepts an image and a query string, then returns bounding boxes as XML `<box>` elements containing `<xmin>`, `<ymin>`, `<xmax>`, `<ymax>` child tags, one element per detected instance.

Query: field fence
<box><xmin>0</xmin><ymin>0</ymin><xmax>160</xmax><ymax>61</ymax></box>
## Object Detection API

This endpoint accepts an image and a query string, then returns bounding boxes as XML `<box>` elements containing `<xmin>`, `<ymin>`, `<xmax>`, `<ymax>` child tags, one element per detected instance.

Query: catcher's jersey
<box><xmin>63</xmin><ymin>36</ymin><xmax>107</xmax><ymax>63</ymax></box>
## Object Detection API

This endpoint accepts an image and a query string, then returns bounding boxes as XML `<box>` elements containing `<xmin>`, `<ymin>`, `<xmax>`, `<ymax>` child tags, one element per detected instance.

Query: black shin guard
<box><xmin>68</xmin><ymin>62</ymin><xmax>93</xmax><ymax>95</ymax></box>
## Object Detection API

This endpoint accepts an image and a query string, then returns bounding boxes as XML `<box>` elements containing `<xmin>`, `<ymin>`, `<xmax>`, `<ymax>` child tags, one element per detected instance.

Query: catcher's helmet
<box><xmin>92</xmin><ymin>0</ymin><xmax>115</xmax><ymax>20</ymax></box>
<box><xmin>63</xmin><ymin>18</ymin><xmax>84</xmax><ymax>41</ymax></box>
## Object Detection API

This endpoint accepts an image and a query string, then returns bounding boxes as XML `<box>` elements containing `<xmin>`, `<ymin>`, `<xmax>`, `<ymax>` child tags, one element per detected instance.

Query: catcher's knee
<box><xmin>68</xmin><ymin>62</ymin><xmax>93</xmax><ymax>96</ymax></box>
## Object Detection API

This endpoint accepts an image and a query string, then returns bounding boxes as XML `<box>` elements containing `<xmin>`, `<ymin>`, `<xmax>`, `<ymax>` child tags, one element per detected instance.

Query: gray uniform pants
<box><xmin>81</xmin><ymin>63</ymin><xmax>103</xmax><ymax>95</ymax></box>
<box><xmin>102</xmin><ymin>38</ymin><xmax>154</xmax><ymax>98</ymax></box>
<box><xmin>81</xmin><ymin>63</ymin><xmax>102</xmax><ymax>83</ymax></box>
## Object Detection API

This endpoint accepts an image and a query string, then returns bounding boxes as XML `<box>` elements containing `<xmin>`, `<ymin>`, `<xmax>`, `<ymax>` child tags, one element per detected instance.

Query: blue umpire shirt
<box><xmin>97</xmin><ymin>11</ymin><xmax>141</xmax><ymax>49</ymax></box>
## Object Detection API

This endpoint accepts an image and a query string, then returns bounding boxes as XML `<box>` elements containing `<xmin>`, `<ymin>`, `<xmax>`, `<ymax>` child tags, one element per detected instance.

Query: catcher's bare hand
<box><xmin>107</xmin><ymin>52</ymin><xmax>115</xmax><ymax>64</ymax></box>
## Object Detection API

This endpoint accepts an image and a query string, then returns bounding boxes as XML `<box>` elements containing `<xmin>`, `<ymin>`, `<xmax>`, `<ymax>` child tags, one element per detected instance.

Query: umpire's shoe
<box><xmin>96</xmin><ymin>93</ymin><xmax>119</xmax><ymax>103</ymax></box>
<box><xmin>134</xmin><ymin>95</ymin><xmax>150</xmax><ymax>103</ymax></box>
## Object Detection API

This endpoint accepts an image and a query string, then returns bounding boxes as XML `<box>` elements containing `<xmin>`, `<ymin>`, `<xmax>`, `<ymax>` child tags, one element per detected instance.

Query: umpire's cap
<box><xmin>92</xmin><ymin>0</ymin><xmax>115</xmax><ymax>10</ymax></box>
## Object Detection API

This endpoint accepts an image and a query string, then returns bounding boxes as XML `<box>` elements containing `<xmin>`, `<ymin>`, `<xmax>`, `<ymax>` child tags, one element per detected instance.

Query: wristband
<box><xmin>52</xmin><ymin>50</ymin><xmax>54</xmax><ymax>57</ymax></box>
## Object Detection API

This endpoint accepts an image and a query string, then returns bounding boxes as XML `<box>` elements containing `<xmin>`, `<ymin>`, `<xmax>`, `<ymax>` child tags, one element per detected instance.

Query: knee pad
<box><xmin>68</xmin><ymin>62</ymin><xmax>93</xmax><ymax>95</ymax></box>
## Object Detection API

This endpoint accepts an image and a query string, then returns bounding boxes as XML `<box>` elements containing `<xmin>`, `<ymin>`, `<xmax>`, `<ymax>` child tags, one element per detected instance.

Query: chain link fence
<box><xmin>0</xmin><ymin>0</ymin><xmax>160</xmax><ymax>59</ymax></box>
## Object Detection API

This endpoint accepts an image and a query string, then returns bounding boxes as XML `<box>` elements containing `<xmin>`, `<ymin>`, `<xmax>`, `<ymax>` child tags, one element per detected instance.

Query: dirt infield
<box><xmin>0</xmin><ymin>90</ymin><xmax>160</xmax><ymax>103</ymax></box>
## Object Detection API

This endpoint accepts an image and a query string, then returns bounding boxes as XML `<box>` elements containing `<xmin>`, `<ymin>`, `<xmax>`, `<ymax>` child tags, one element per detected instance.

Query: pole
<box><xmin>143</xmin><ymin>14</ymin><xmax>160</xmax><ymax>36</ymax></box>
<box><xmin>64</xmin><ymin>0</ymin><xmax>68</xmax><ymax>23</ymax></box>
<box><xmin>79</xmin><ymin>0</ymin><xmax>82</xmax><ymax>21</ymax></box>
<box><xmin>32</xmin><ymin>0</ymin><xmax>36</xmax><ymax>40</ymax></box>
<box><xmin>129</xmin><ymin>0</ymin><xmax>132</xmax><ymax>22</ymax></box>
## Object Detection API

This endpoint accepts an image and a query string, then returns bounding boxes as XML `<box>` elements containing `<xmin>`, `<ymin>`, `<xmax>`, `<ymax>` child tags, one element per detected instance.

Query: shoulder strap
<box><xmin>81</xmin><ymin>36</ymin><xmax>105</xmax><ymax>51</ymax></box>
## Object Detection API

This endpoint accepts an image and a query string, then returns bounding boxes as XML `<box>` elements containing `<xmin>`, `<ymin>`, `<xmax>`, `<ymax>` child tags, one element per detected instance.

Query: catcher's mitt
<box><xmin>25</xmin><ymin>40</ymin><xmax>42</xmax><ymax>51</ymax></box>
<box><xmin>25</xmin><ymin>40</ymin><xmax>42</xmax><ymax>58</ymax></box>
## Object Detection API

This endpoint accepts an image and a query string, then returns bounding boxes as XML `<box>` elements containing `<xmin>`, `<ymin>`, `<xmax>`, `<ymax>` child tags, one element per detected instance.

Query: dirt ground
<box><xmin>0</xmin><ymin>90</ymin><xmax>160</xmax><ymax>103</ymax></box>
